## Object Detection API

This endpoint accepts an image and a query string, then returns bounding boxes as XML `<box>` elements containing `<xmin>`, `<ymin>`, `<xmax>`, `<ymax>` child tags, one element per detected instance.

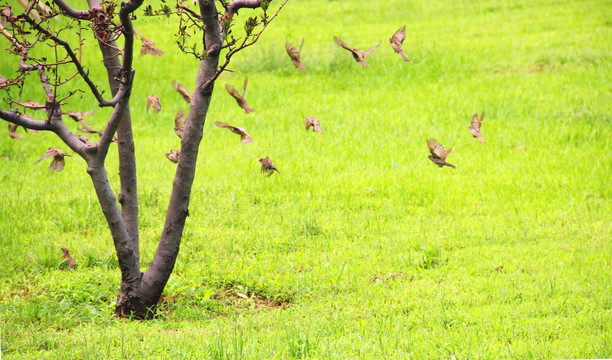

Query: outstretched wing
<box><xmin>333</xmin><ymin>36</ymin><xmax>353</xmax><ymax>51</ymax></box>
<box><xmin>392</xmin><ymin>25</ymin><xmax>406</xmax><ymax>44</ymax></box>
<box><xmin>174</xmin><ymin>109</ymin><xmax>186</xmax><ymax>139</ymax></box>
<box><xmin>362</xmin><ymin>42</ymin><xmax>381</xmax><ymax>56</ymax></box>
<box><xmin>427</xmin><ymin>138</ymin><xmax>450</xmax><ymax>160</ymax></box>
<box><xmin>469</xmin><ymin>112</ymin><xmax>481</xmax><ymax>132</ymax></box>
<box><xmin>242</xmin><ymin>77</ymin><xmax>248</xmax><ymax>98</ymax></box>
<box><xmin>171</xmin><ymin>80</ymin><xmax>192</xmax><ymax>103</ymax></box>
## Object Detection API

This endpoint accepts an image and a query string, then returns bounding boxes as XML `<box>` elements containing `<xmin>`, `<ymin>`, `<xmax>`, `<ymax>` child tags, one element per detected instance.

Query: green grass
<box><xmin>1</xmin><ymin>0</ymin><xmax>611</xmax><ymax>358</ymax></box>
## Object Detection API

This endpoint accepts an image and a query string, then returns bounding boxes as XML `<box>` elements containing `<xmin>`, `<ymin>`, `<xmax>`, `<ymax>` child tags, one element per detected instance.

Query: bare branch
<box><xmin>0</xmin><ymin>109</ymin><xmax>50</xmax><ymax>131</ymax></box>
<box><xmin>223</xmin><ymin>0</ymin><xmax>262</xmax><ymax>21</ymax></box>
<box><xmin>53</xmin><ymin>0</ymin><xmax>91</xmax><ymax>19</ymax></box>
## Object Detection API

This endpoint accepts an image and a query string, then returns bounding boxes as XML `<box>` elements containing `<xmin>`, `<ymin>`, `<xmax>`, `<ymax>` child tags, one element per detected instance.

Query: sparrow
<box><xmin>389</xmin><ymin>25</ymin><xmax>409</xmax><ymax>62</ymax></box>
<box><xmin>427</xmin><ymin>138</ymin><xmax>456</xmax><ymax>168</ymax></box>
<box><xmin>8</xmin><ymin>123</ymin><xmax>21</xmax><ymax>139</ymax></box>
<box><xmin>174</xmin><ymin>109</ymin><xmax>186</xmax><ymax>139</ymax></box>
<box><xmin>63</xmin><ymin>110</ymin><xmax>95</xmax><ymax>124</ymax></box>
<box><xmin>285</xmin><ymin>39</ymin><xmax>307</xmax><ymax>72</ymax></box>
<box><xmin>166</xmin><ymin>149</ymin><xmax>180</xmax><ymax>163</ymax></box>
<box><xmin>172</xmin><ymin>80</ymin><xmax>193</xmax><ymax>103</ymax></box>
<box><xmin>225</xmin><ymin>77</ymin><xmax>254</xmax><ymax>114</ymax></box>
<box><xmin>76</xmin><ymin>134</ymin><xmax>97</xmax><ymax>146</ymax></box>
<box><xmin>78</xmin><ymin>125</ymin><xmax>117</xmax><ymax>142</ymax></box>
<box><xmin>259</xmin><ymin>156</ymin><xmax>280</xmax><ymax>176</ymax></box>
<box><xmin>469</xmin><ymin>111</ymin><xmax>486</xmax><ymax>143</ymax></box>
<box><xmin>305</xmin><ymin>116</ymin><xmax>324</xmax><ymax>133</ymax></box>
<box><xmin>61</xmin><ymin>247</ymin><xmax>75</xmax><ymax>269</ymax></box>
<box><xmin>146</xmin><ymin>95</ymin><xmax>161</xmax><ymax>113</ymax></box>
<box><xmin>139</xmin><ymin>35</ymin><xmax>164</xmax><ymax>56</ymax></box>
<box><xmin>35</xmin><ymin>147</ymin><xmax>70</xmax><ymax>172</ymax></box>
<box><xmin>214</xmin><ymin>121</ymin><xmax>253</xmax><ymax>144</ymax></box>
<box><xmin>333</xmin><ymin>36</ymin><xmax>381</xmax><ymax>68</ymax></box>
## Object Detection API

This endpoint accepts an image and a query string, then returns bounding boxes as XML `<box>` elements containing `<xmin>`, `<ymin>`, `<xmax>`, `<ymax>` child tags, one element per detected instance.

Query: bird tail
<box><xmin>445</xmin><ymin>162</ymin><xmax>456</xmax><ymax>169</ymax></box>
<box><xmin>297</xmin><ymin>62</ymin><xmax>307</xmax><ymax>72</ymax></box>
<box><xmin>477</xmin><ymin>134</ymin><xmax>486</xmax><ymax>143</ymax></box>
<box><xmin>400</xmin><ymin>51</ymin><xmax>409</xmax><ymax>62</ymax></box>
<box><xmin>243</xmin><ymin>105</ymin><xmax>254</xmax><ymax>114</ymax></box>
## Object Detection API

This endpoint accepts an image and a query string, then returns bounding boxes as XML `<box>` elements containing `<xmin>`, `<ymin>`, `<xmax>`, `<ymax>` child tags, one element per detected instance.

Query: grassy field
<box><xmin>1</xmin><ymin>0</ymin><xmax>611</xmax><ymax>358</ymax></box>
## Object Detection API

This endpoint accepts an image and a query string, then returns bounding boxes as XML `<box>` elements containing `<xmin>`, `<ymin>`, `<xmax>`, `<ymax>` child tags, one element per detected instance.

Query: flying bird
<box><xmin>469</xmin><ymin>111</ymin><xmax>486</xmax><ymax>143</ymax></box>
<box><xmin>174</xmin><ymin>109</ymin><xmax>186</xmax><ymax>139</ymax></box>
<box><xmin>8</xmin><ymin>123</ymin><xmax>21</xmax><ymax>139</ymax></box>
<box><xmin>225</xmin><ymin>77</ymin><xmax>254</xmax><ymax>114</ymax></box>
<box><xmin>61</xmin><ymin>247</ymin><xmax>75</xmax><ymax>270</ymax></box>
<box><xmin>139</xmin><ymin>35</ymin><xmax>164</xmax><ymax>56</ymax></box>
<box><xmin>214</xmin><ymin>121</ymin><xmax>253</xmax><ymax>144</ymax></box>
<box><xmin>34</xmin><ymin>147</ymin><xmax>70</xmax><ymax>172</ymax></box>
<box><xmin>427</xmin><ymin>139</ymin><xmax>456</xmax><ymax>168</ymax></box>
<box><xmin>76</xmin><ymin>134</ymin><xmax>96</xmax><ymax>146</ymax></box>
<box><xmin>389</xmin><ymin>25</ymin><xmax>409</xmax><ymax>62</ymax></box>
<box><xmin>146</xmin><ymin>95</ymin><xmax>161</xmax><ymax>113</ymax></box>
<box><xmin>166</xmin><ymin>149</ymin><xmax>180</xmax><ymax>163</ymax></box>
<box><xmin>333</xmin><ymin>36</ymin><xmax>381</xmax><ymax>68</ymax></box>
<box><xmin>285</xmin><ymin>39</ymin><xmax>307</xmax><ymax>71</ymax></box>
<box><xmin>63</xmin><ymin>110</ymin><xmax>95</xmax><ymax>124</ymax></box>
<box><xmin>259</xmin><ymin>156</ymin><xmax>280</xmax><ymax>176</ymax></box>
<box><xmin>305</xmin><ymin>116</ymin><xmax>324</xmax><ymax>133</ymax></box>
<box><xmin>172</xmin><ymin>80</ymin><xmax>193</xmax><ymax>103</ymax></box>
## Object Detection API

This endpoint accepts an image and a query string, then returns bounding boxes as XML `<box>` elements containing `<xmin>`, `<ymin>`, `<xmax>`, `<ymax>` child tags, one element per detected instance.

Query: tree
<box><xmin>0</xmin><ymin>0</ymin><xmax>286</xmax><ymax>319</ymax></box>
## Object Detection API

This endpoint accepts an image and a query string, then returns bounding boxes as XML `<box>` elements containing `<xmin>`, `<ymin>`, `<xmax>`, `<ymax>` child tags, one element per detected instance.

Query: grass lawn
<box><xmin>1</xmin><ymin>0</ymin><xmax>611</xmax><ymax>358</ymax></box>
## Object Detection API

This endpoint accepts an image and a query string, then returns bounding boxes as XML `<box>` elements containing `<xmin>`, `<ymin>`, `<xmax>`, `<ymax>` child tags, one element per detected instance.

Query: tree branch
<box><xmin>53</xmin><ymin>0</ymin><xmax>92</xmax><ymax>19</ymax></box>
<box><xmin>223</xmin><ymin>0</ymin><xmax>261</xmax><ymax>20</ymax></box>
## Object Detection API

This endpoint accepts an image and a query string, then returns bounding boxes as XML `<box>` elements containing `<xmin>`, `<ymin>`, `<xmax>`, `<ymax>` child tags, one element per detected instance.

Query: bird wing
<box><xmin>427</xmin><ymin>138</ymin><xmax>449</xmax><ymax>160</ymax></box>
<box><xmin>334</xmin><ymin>36</ymin><xmax>353</xmax><ymax>51</ymax></box>
<box><xmin>362</xmin><ymin>42</ymin><xmax>381</xmax><ymax>56</ymax></box>
<box><xmin>239</xmin><ymin>128</ymin><xmax>253</xmax><ymax>144</ymax></box>
<box><xmin>35</xmin><ymin>147</ymin><xmax>61</xmax><ymax>163</ymax></box>
<box><xmin>172</xmin><ymin>80</ymin><xmax>192</xmax><ymax>103</ymax></box>
<box><xmin>225</xmin><ymin>84</ymin><xmax>240</xmax><ymax>100</ymax></box>
<box><xmin>392</xmin><ymin>25</ymin><xmax>406</xmax><ymax>44</ymax></box>
<box><xmin>470</xmin><ymin>112</ymin><xmax>481</xmax><ymax>132</ymax></box>
<box><xmin>298</xmin><ymin>38</ymin><xmax>305</xmax><ymax>52</ymax></box>
<box><xmin>242</xmin><ymin>77</ymin><xmax>248</xmax><ymax>98</ymax></box>
<box><xmin>285</xmin><ymin>41</ymin><xmax>294</xmax><ymax>53</ymax></box>
<box><xmin>479</xmin><ymin>111</ymin><xmax>485</xmax><ymax>124</ymax></box>
<box><xmin>174</xmin><ymin>109</ymin><xmax>186</xmax><ymax>138</ymax></box>
<box><xmin>214</xmin><ymin>121</ymin><xmax>230</xmax><ymax>129</ymax></box>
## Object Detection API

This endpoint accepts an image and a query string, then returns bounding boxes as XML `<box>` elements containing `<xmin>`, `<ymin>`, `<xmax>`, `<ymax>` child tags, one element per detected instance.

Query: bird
<box><xmin>8</xmin><ymin>123</ymin><xmax>21</xmax><ymax>139</ymax></box>
<box><xmin>139</xmin><ymin>35</ymin><xmax>164</xmax><ymax>56</ymax></box>
<box><xmin>305</xmin><ymin>116</ymin><xmax>324</xmax><ymax>133</ymax></box>
<box><xmin>77</xmin><ymin>124</ymin><xmax>117</xmax><ymax>142</ymax></box>
<box><xmin>469</xmin><ymin>111</ymin><xmax>486</xmax><ymax>143</ymax></box>
<box><xmin>34</xmin><ymin>147</ymin><xmax>70</xmax><ymax>172</ymax></box>
<box><xmin>61</xmin><ymin>247</ymin><xmax>75</xmax><ymax>269</ymax></box>
<box><xmin>333</xmin><ymin>36</ymin><xmax>381</xmax><ymax>68</ymax></box>
<box><xmin>172</xmin><ymin>80</ymin><xmax>193</xmax><ymax>103</ymax></box>
<box><xmin>174</xmin><ymin>109</ymin><xmax>186</xmax><ymax>139</ymax></box>
<box><xmin>427</xmin><ymin>139</ymin><xmax>456</xmax><ymax>168</ymax></box>
<box><xmin>146</xmin><ymin>95</ymin><xmax>161</xmax><ymax>113</ymax></box>
<box><xmin>214</xmin><ymin>121</ymin><xmax>253</xmax><ymax>144</ymax></box>
<box><xmin>225</xmin><ymin>77</ymin><xmax>254</xmax><ymax>114</ymax></box>
<box><xmin>63</xmin><ymin>110</ymin><xmax>95</xmax><ymax>124</ymax></box>
<box><xmin>166</xmin><ymin>149</ymin><xmax>180</xmax><ymax>163</ymax></box>
<box><xmin>285</xmin><ymin>39</ymin><xmax>307</xmax><ymax>71</ymax></box>
<box><xmin>76</xmin><ymin>134</ymin><xmax>97</xmax><ymax>146</ymax></box>
<box><xmin>259</xmin><ymin>157</ymin><xmax>280</xmax><ymax>176</ymax></box>
<box><xmin>389</xmin><ymin>25</ymin><xmax>409</xmax><ymax>62</ymax></box>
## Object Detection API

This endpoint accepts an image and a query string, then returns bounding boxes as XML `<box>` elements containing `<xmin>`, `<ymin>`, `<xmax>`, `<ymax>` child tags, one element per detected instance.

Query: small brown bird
<box><xmin>146</xmin><ymin>95</ymin><xmax>161</xmax><ymax>113</ymax></box>
<box><xmin>76</xmin><ymin>134</ymin><xmax>97</xmax><ymax>146</ymax></box>
<box><xmin>225</xmin><ymin>77</ymin><xmax>254</xmax><ymax>114</ymax></box>
<box><xmin>61</xmin><ymin>247</ymin><xmax>75</xmax><ymax>269</ymax></box>
<box><xmin>469</xmin><ymin>111</ymin><xmax>486</xmax><ymax>143</ymax></box>
<box><xmin>139</xmin><ymin>35</ymin><xmax>164</xmax><ymax>56</ymax></box>
<box><xmin>78</xmin><ymin>125</ymin><xmax>117</xmax><ymax>142</ymax></box>
<box><xmin>63</xmin><ymin>110</ymin><xmax>95</xmax><ymax>124</ymax></box>
<box><xmin>427</xmin><ymin>138</ymin><xmax>456</xmax><ymax>168</ymax></box>
<box><xmin>305</xmin><ymin>116</ymin><xmax>324</xmax><ymax>133</ymax></box>
<box><xmin>285</xmin><ymin>39</ymin><xmax>307</xmax><ymax>72</ymax></box>
<box><xmin>8</xmin><ymin>123</ymin><xmax>21</xmax><ymax>139</ymax></box>
<box><xmin>172</xmin><ymin>80</ymin><xmax>193</xmax><ymax>103</ymax></box>
<box><xmin>259</xmin><ymin>156</ymin><xmax>280</xmax><ymax>176</ymax></box>
<box><xmin>389</xmin><ymin>25</ymin><xmax>409</xmax><ymax>62</ymax></box>
<box><xmin>34</xmin><ymin>147</ymin><xmax>70</xmax><ymax>172</ymax></box>
<box><xmin>214</xmin><ymin>121</ymin><xmax>253</xmax><ymax>144</ymax></box>
<box><xmin>333</xmin><ymin>36</ymin><xmax>381</xmax><ymax>68</ymax></box>
<box><xmin>174</xmin><ymin>109</ymin><xmax>186</xmax><ymax>139</ymax></box>
<box><xmin>166</xmin><ymin>149</ymin><xmax>180</xmax><ymax>163</ymax></box>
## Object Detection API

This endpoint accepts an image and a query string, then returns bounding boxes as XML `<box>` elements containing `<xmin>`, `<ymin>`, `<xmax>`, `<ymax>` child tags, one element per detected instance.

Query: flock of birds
<box><xmin>139</xmin><ymin>25</ymin><xmax>486</xmax><ymax>176</ymax></box>
<box><xmin>2</xmin><ymin>23</ymin><xmax>491</xmax><ymax>264</ymax></box>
